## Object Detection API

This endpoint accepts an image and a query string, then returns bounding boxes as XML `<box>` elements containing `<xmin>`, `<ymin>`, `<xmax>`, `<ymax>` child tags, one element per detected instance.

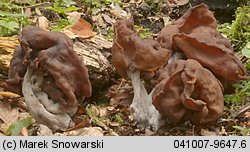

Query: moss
<box><xmin>219</xmin><ymin>5</ymin><xmax>250</xmax><ymax>51</ymax></box>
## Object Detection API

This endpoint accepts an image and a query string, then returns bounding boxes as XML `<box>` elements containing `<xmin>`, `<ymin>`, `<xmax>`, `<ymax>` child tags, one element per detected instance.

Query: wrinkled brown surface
<box><xmin>112</xmin><ymin>19</ymin><xmax>172</xmax><ymax>78</ymax></box>
<box><xmin>157</xmin><ymin>3</ymin><xmax>247</xmax><ymax>81</ymax></box>
<box><xmin>6</xmin><ymin>46</ymin><xmax>27</xmax><ymax>94</ymax></box>
<box><xmin>157</xmin><ymin>4</ymin><xmax>216</xmax><ymax>49</ymax></box>
<box><xmin>152</xmin><ymin>59</ymin><xmax>224</xmax><ymax>125</ymax></box>
<box><xmin>8</xmin><ymin>26</ymin><xmax>92</xmax><ymax>109</ymax></box>
<box><xmin>173</xmin><ymin>32</ymin><xmax>247</xmax><ymax>81</ymax></box>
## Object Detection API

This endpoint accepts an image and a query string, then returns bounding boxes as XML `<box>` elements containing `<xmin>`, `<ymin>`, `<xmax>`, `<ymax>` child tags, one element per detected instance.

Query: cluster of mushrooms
<box><xmin>5</xmin><ymin>3</ymin><xmax>247</xmax><ymax>131</ymax></box>
<box><xmin>112</xmin><ymin>4</ymin><xmax>247</xmax><ymax>129</ymax></box>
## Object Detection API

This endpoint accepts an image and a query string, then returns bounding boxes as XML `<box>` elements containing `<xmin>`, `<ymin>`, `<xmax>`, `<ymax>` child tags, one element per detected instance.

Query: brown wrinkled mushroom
<box><xmin>173</xmin><ymin>32</ymin><xmax>247</xmax><ymax>81</ymax></box>
<box><xmin>157</xmin><ymin>3</ymin><xmax>247</xmax><ymax>82</ymax></box>
<box><xmin>112</xmin><ymin>19</ymin><xmax>171</xmax><ymax>128</ymax></box>
<box><xmin>152</xmin><ymin>59</ymin><xmax>224</xmax><ymax>125</ymax></box>
<box><xmin>7</xmin><ymin>26</ymin><xmax>92</xmax><ymax>131</ymax></box>
<box><xmin>157</xmin><ymin>4</ymin><xmax>217</xmax><ymax>49</ymax></box>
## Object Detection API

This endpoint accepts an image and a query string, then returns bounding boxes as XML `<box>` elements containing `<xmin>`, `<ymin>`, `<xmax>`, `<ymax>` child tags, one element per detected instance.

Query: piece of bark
<box><xmin>0</xmin><ymin>36</ymin><xmax>19</xmax><ymax>74</ymax></box>
<box><xmin>73</xmin><ymin>36</ymin><xmax>113</xmax><ymax>94</ymax></box>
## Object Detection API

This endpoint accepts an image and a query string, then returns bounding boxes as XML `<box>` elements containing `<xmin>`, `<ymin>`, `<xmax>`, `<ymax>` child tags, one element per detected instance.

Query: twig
<box><xmin>234</xmin><ymin>105</ymin><xmax>250</xmax><ymax>118</ymax></box>
<box><xmin>22</xmin><ymin>2</ymin><xmax>51</xmax><ymax>8</ymax></box>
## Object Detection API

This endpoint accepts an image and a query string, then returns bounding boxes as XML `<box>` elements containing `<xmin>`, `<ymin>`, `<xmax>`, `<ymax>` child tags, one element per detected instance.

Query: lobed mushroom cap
<box><xmin>157</xmin><ymin>3</ymin><xmax>247</xmax><ymax>82</ymax></box>
<box><xmin>173</xmin><ymin>32</ymin><xmax>247</xmax><ymax>81</ymax></box>
<box><xmin>112</xmin><ymin>19</ymin><xmax>172</xmax><ymax>78</ymax></box>
<box><xmin>8</xmin><ymin>26</ymin><xmax>92</xmax><ymax>109</ymax></box>
<box><xmin>157</xmin><ymin>4</ymin><xmax>216</xmax><ymax>49</ymax></box>
<box><xmin>152</xmin><ymin>59</ymin><xmax>224</xmax><ymax>125</ymax></box>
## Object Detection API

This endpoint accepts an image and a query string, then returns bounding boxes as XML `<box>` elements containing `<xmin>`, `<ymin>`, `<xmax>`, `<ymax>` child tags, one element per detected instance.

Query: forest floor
<box><xmin>0</xmin><ymin>0</ymin><xmax>250</xmax><ymax>136</ymax></box>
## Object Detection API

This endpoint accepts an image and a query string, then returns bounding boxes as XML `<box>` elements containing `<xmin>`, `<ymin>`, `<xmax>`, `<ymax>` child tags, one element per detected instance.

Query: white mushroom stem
<box><xmin>127</xmin><ymin>69</ymin><xmax>162</xmax><ymax>130</ymax></box>
<box><xmin>22</xmin><ymin>68</ymin><xmax>75</xmax><ymax>131</ymax></box>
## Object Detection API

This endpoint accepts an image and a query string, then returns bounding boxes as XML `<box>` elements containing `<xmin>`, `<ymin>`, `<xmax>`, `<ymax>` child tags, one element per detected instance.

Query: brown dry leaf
<box><xmin>88</xmin><ymin>105</ymin><xmax>100</xmax><ymax>117</ymax></box>
<box><xmin>67</xmin><ymin>11</ymin><xmax>82</xmax><ymax>23</ymax></box>
<box><xmin>20</xmin><ymin>127</ymin><xmax>29</xmax><ymax>136</ymax></box>
<box><xmin>99</xmin><ymin>107</ymin><xmax>109</xmax><ymax>117</ymax></box>
<box><xmin>244</xmin><ymin>112</ymin><xmax>250</xmax><ymax>118</ymax></box>
<box><xmin>61</xmin><ymin>29</ymin><xmax>78</xmax><ymax>39</ymax></box>
<box><xmin>109</xmin><ymin>90</ymin><xmax>133</xmax><ymax>107</ymax></box>
<box><xmin>176</xmin><ymin>0</ymin><xmax>189</xmax><ymax>6</ymax></box>
<box><xmin>0</xmin><ymin>91</ymin><xmax>20</xmax><ymax>98</ymax></box>
<box><xmin>145</xmin><ymin>128</ymin><xmax>154</xmax><ymax>136</ymax></box>
<box><xmin>97</xmin><ymin>15</ymin><xmax>107</xmax><ymax>28</ymax></box>
<box><xmin>37</xmin><ymin>124</ymin><xmax>54</xmax><ymax>136</ymax></box>
<box><xmin>68</xmin><ymin>127</ymin><xmax>104</xmax><ymax>136</ymax></box>
<box><xmin>109</xmin><ymin>122</ymin><xmax>120</xmax><ymax>127</ymax></box>
<box><xmin>200</xmin><ymin>128</ymin><xmax>218</xmax><ymax>136</ymax></box>
<box><xmin>218</xmin><ymin>126</ymin><xmax>228</xmax><ymax>136</ymax></box>
<box><xmin>0</xmin><ymin>101</ymin><xmax>20</xmax><ymax>132</ymax></box>
<box><xmin>36</xmin><ymin>16</ymin><xmax>49</xmax><ymax>31</ymax></box>
<box><xmin>24</xmin><ymin>8</ymin><xmax>32</xmax><ymax>17</ymax></box>
<box><xmin>110</xmin><ymin>3</ymin><xmax>128</xmax><ymax>19</ymax></box>
<box><xmin>102</xmin><ymin>14</ymin><xmax>114</xmax><ymax>25</ymax></box>
<box><xmin>0</xmin><ymin>132</ymin><xmax>5</xmax><ymax>136</ymax></box>
<box><xmin>68</xmin><ymin>18</ymin><xmax>96</xmax><ymax>39</ymax></box>
<box><xmin>70</xmin><ymin>115</ymin><xmax>91</xmax><ymax>130</ymax></box>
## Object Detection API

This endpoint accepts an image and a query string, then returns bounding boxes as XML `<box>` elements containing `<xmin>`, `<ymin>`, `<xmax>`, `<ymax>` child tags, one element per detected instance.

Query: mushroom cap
<box><xmin>173</xmin><ymin>32</ymin><xmax>247</xmax><ymax>81</ymax></box>
<box><xmin>156</xmin><ymin>3</ymin><xmax>247</xmax><ymax>82</ymax></box>
<box><xmin>157</xmin><ymin>3</ymin><xmax>217</xmax><ymax>49</ymax></box>
<box><xmin>8</xmin><ymin>26</ymin><xmax>92</xmax><ymax>109</ymax></box>
<box><xmin>112</xmin><ymin>19</ymin><xmax>172</xmax><ymax>78</ymax></box>
<box><xmin>152</xmin><ymin>59</ymin><xmax>224</xmax><ymax>125</ymax></box>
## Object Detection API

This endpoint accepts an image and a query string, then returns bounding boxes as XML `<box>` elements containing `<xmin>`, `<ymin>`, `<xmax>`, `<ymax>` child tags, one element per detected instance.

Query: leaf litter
<box><xmin>0</xmin><ymin>0</ymin><xmax>249</xmax><ymax>136</ymax></box>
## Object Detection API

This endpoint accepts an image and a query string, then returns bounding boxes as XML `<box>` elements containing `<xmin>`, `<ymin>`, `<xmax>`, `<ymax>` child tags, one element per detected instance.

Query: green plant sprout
<box><xmin>0</xmin><ymin>1</ymin><xmax>30</xmax><ymax>36</ymax></box>
<box><xmin>45</xmin><ymin>0</ymin><xmax>79</xmax><ymax>18</ymax></box>
<box><xmin>233</xmin><ymin>126</ymin><xmax>250</xmax><ymax>136</ymax></box>
<box><xmin>134</xmin><ymin>25</ymin><xmax>153</xmax><ymax>39</ymax></box>
<box><xmin>224</xmin><ymin>80</ymin><xmax>250</xmax><ymax>104</ymax></box>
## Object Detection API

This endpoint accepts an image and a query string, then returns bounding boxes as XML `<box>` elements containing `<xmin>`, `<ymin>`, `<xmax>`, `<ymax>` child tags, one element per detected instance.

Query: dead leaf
<box><xmin>70</xmin><ymin>115</ymin><xmax>91</xmax><ymax>130</ymax></box>
<box><xmin>244</xmin><ymin>112</ymin><xmax>250</xmax><ymax>118</ymax></box>
<box><xmin>99</xmin><ymin>107</ymin><xmax>108</xmax><ymax>117</ymax></box>
<box><xmin>102</xmin><ymin>14</ymin><xmax>114</xmax><ymax>25</ymax></box>
<box><xmin>97</xmin><ymin>14</ymin><xmax>106</xmax><ymax>28</ymax></box>
<box><xmin>36</xmin><ymin>16</ymin><xmax>49</xmax><ymax>31</ymax></box>
<box><xmin>110</xmin><ymin>3</ymin><xmax>128</xmax><ymax>19</ymax></box>
<box><xmin>106</xmin><ymin>106</ymin><xmax>115</xmax><ymax>111</ymax></box>
<box><xmin>88</xmin><ymin>105</ymin><xmax>100</xmax><ymax>117</ymax></box>
<box><xmin>24</xmin><ymin>8</ymin><xmax>32</xmax><ymax>18</ymax></box>
<box><xmin>61</xmin><ymin>29</ymin><xmax>78</xmax><ymax>39</ymax></box>
<box><xmin>168</xmin><ymin>0</ymin><xmax>175</xmax><ymax>3</ymax></box>
<box><xmin>0</xmin><ymin>101</ymin><xmax>20</xmax><ymax>133</ymax></box>
<box><xmin>68</xmin><ymin>127</ymin><xmax>104</xmax><ymax>136</ymax></box>
<box><xmin>37</xmin><ymin>124</ymin><xmax>54</xmax><ymax>136</ymax></box>
<box><xmin>35</xmin><ymin>8</ymin><xmax>42</xmax><ymax>16</ymax></box>
<box><xmin>67</xmin><ymin>11</ymin><xmax>82</xmax><ymax>23</ymax></box>
<box><xmin>68</xmin><ymin>18</ymin><xmax>96</xmax><ymax>39</ymax></box>
<box><xmin>145</xmin><ymin>128</ymin><xmax>154</xmax><ymax>136</ymax></box>
<box><xmin>218</xmin><ymin>126</ymin><xmax>227</xmax><ymax>136</ymax></box>
<box><xmin>176</xmin><ymin>0</ymin><xmax>189</xmax><ymax>6</ymax></box>
<box><xmin>200</xmin><ymin>128</ymin><xmax>218</xmax><ymax>136</ymax></box>
<box><xmin>0</xmin><ymin>91</ymin><xmax>20</xmax><ymax>99</ymax></box>
<box><xmin>20</xmin><ymin>127</ymin><xmax>29</xmax><ymax>136</ymax></box>
<box><xmin>109</xmin><ymin>90</ymin><xmax>133</xmax><ymax>107</ymax></box>
<box><xmin>109</xmin><ymin>122</ymin><xmax>120</xmax><ymax>127</ymax></box>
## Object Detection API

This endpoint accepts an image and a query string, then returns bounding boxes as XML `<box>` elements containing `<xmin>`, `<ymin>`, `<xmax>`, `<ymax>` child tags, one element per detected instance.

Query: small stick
<box><xmin>22</xmin><ymin>2</ymin><xmax>51</xmax><ymax>8</ymax></box>
<box><xmin>234</xmin><ymin>105</ymin><xmax>250</xmax><ymax>118</ymax></box>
